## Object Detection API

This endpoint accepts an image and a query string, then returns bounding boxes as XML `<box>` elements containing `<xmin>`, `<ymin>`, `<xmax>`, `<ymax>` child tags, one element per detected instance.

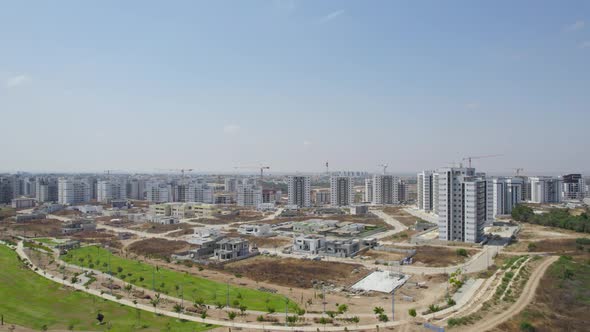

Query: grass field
<box><xmin>0</xmin><ymin>245</ymin><xmax>213</xmax><ymax>331</ymax></box>
<box><xmin>63</xmin><ymin>245</ymin><xmax>298</xmax><ymax>311</ymax></box>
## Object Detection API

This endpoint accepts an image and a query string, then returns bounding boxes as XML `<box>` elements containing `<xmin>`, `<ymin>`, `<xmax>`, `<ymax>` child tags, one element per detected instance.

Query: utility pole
<box><xmin>152</xmin><ymin>266</ymin><xmax>155</xmax><ymax>291</ymax></box>
<box><xmin>391</xmin><ymin>289</ymin><xmax>395</xmax><ymax>321</ymax></box>
<box><xmin>226</xmin><ymin>280</ymin><xmax>230</xmax><ymax>308</ymax></box>
<box><xmin>285</xmin><ymin>297</ymin><xmax>289</xmax><ymax>327</ymax></box>
<box><xmin>322</xmin><ymin>286</ymin><xmax>326</xmax><ymax>314</ymax></box>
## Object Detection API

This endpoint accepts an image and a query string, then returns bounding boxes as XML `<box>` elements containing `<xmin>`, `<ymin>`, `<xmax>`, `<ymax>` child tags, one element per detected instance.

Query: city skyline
<box><xmin>1</xmin><ymin>1</ymin><xmax>589</xmax><ymax>173</ymax></box>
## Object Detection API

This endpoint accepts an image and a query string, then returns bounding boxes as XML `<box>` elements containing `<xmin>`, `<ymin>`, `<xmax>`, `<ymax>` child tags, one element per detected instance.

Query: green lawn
<box><xmin>34</xmin><ymin>237</ymin><xmax>61</xmax><ymax>246</ymax></box>
<box><xmin>63</xmin><ymin>245</ymin><xmax>297</xmax><ymax>312</ymax></box>
<box><xmin>0</xmin><ymin>245</ymin><xmax>213</xmax><ymax>331</ymax></box>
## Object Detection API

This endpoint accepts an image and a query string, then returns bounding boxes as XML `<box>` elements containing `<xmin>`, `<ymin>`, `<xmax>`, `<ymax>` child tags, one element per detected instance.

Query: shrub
<box><xmin>408</xmin><ymin>308</ymin><xmax>417</xmax><ymax>317</ymax></box>
<box><xmin>456</xmin><ymin>248</ymin><xmax>468</xmax><ymax>257</ymax></box>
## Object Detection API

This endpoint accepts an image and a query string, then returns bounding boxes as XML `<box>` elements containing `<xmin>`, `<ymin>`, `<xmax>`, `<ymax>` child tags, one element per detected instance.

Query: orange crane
<box><xmin>461</xmin><ymin>154</ymin><xmax>503</xmax><ymax>168</ymax></box>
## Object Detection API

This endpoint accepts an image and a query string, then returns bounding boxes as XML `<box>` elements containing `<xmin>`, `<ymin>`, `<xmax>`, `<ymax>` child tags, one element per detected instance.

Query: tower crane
<box><xmin>156</xmin><ymin>168</ymin><xmax>194</xmax><ymax>178</ymax></box>
<box><xmin>378</xmin><ymin>163</ymin><xmax>388</xmax><ymax>175</ymax></box>
<box><xmin>461</xmin><ymin>154</ymin><xmax>503</xmax><ymax>168</ymax></box>
<box><xmin>512</xmin><ymin>168</ymin><xmax>524</xmax><ymax>176</ymax></box>
<box><xmin>233</xmin><ymin>165</ymin><xmax>270</xmax><ymax>180</ymax></box>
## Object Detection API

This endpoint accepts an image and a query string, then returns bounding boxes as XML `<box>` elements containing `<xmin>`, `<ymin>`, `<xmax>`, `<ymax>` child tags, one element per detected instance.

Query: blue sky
<box><xmin>1</xmin><ymin>0</ymin><xmax>589</xmax><ymax>174</ymax></box>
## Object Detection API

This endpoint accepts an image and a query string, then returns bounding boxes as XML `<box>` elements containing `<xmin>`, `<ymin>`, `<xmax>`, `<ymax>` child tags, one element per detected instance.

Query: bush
<box><xmin>456</xmin><ymin>248</ymin><xmax>468</xmax><ymax>257</ymax></box>
<box><xmin>520</xmin><ymin>321</ymin><xmax>535</xmax><ymax>332</ymax></box>
<box><xmin>527</xmin><ymin>243</ymin><xmax>537</xmax><ymax>251</ymax></box>
<box><xmin>408</xmin><ymin>308</ymin><xmax>417</xmax><ymax>317</ymax></box>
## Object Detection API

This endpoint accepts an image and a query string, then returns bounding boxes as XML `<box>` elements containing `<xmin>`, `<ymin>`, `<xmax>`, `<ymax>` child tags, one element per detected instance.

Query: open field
<box><xmin>222</xmin><ymin>255</ymin><xmax>370</xmax><ymax>288</ymax></box>
<box><xmin>0</xmin><ymin>245</ymin><xmax>212</xmax><ymax>331</ymax></box>
<box><xmin>507</xmin><ymin>238</ymin><xmax>590</xmax><ymax>254</ymax></box>
<box><xmin>363</xmin><ymin>249</ymin><xmax>407</xmax><ymax>261</ymax></box>
<box><xmin>127</xmin><ymin>238</ymin><xmax>194</xmax><ymax>259</ymax></box>
<box><xmin>62</xmin><ymin>246</ymin><xmax>298</xmax><ymax>311</ymax></box>
<box><xmin>493</xmin><ymin>253</ymin><xmax>590</xmax><ymax>332</ymax></box>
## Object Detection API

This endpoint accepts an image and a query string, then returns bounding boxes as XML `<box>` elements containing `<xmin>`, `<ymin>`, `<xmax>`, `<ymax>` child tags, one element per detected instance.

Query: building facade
<box><xmin>330</xmin><ymin>176</ymin><xmax>353</xmax><ymax>207</ymax></box>
<box><xmin>288</xmin><ymin>176</ymin><xmax>311</xmax><ymax>208</ymax></box>
<box><xmin>372</xmin><ymin>175</ymin><xmax>400</xmax><ymax>205</ymax></box>
<box><xmin>437</xmin><ymin>167</ymin><xmax>492</xmax><ymax>243</ymax></box>
<box><xmin>492</xmin><ymin>177</ymin><xmax>523</xmax><ymax>217</ymax></box>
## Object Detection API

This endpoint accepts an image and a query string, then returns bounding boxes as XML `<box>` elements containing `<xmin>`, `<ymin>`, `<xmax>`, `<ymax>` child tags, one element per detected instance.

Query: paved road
<box><xmin>467</xmin><ymin>255</ymin><xmax>559</xmax><ymax>332</ymax></box>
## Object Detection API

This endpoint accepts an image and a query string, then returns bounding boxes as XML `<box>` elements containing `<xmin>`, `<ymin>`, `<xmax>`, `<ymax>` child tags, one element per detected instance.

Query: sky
<box><xmin>1</xmin><ymin>0</ymin><xmax>589</xmax><ymax>175</ymax></box>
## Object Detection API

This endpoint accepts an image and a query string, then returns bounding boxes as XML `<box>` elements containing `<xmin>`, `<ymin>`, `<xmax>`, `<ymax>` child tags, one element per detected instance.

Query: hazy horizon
<box><xmin>2</xmin><ymin>1</ymin><xmax>589</xmax><ymax>174</ymax></box>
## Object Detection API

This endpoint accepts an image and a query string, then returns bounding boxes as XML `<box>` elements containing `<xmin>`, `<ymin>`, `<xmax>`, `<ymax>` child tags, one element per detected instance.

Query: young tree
<box><xmin>200</xmin><ymin>311</ymin><xmax>208</xmax><ymax>322</ymax></box>
<box><xmin>408</xmin><ymin>308</ymin><xmax>417</xmax><ymax>317</ymax></box>
<box><xmin>173</xmin><ymin>303</ymin><xmax>184</xmax><ymax>318</ymax></box>
<box><xmin>227</xmin><ymin>311</ymin><xmax>237</xmax><ymax>321</ymax></box>
<box><xmin>96</xmin><ymin>312</ymin><xmax>105</xmax><ymax>324</ymax></box>
<box><xmin>373</xmin><ymin>307</ymin><xmax>385</xmax><ymax>315</ymax></box>
<box><xmin>150</xmin><ymin>293</ymin><xmax>161</xmax><ymax>314</ymax></box>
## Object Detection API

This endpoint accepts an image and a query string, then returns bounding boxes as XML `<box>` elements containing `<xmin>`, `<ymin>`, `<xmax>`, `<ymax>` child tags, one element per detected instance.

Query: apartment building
<box><xmin>330</xmin><ymin>176</ymin><xmax>353</xmax><ymax>207</ymax></box>
<box><xmin>36</xmin><ymin>177</ymin><xmax>58</xmax><ymax>202</ymax></box>
<box><xmin>437</xmin><ymin>167</ymin><xmax>493</xmax><ymax>243</ymax></box>
<box><xmin>58</xmin><ymin>178</ymin><xmax>92</xmax><ymax>205</ymax></box>
<box><xmin>530</xmin><ymin>177</ymin><xmax>562</xmax><ymax>203</ymax></box>
<box><xmin>236</xmin><ymin>184</ymin><xmax>262</xmax><ymax>207</ymax></box>
<box><xmin>417</xmin><ymin>170</ymin><xmax>437</xmax><ymax>212</ymax></box>
<box><xmin>562</xmin><ymin>173</ymin><xmax>585</xmax><ymax>200</ymax></box>
<box><xmin>145</xmin><ymin>182</ymin><xmax>172</xmax><ymax>203</ymax></box>
<box><xmin>492</xmin><ymin>177</ymin><xmax>523</xmax><ymax>217</ymax></box>
<box><xmin>288</xmin><ymin>175</ymin><xmax>311</xmax><ymax>208</ymax></box>
<box><xmin>372</xmin><ymin>175</ymin><xmax>400</xmax><ymax>205</ymax></box>
<box><xmin>97</xmin><ymin>179</ymin><xmax>127</xmax><ymax>203</ymax></box>
<box><xmin>364</xmin><ymin>178</ymin><xmax>373</xmax><ymax>203</ymax></box>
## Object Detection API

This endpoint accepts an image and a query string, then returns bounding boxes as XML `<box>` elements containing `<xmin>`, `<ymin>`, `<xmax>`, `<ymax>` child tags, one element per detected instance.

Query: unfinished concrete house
<box><xmin>292</xmin><ymin>234</ymin><xmax>326</xmax><ymax>254</ymax></box>
<box><xmin>214</xmin><ymin>237</ymin><xmax>250</xmax><ymax>260</ymax></box>
<box><xmin>324</xmin><ymin>239</ymin><xmax>361</xmax><ymax>258</ymax></box>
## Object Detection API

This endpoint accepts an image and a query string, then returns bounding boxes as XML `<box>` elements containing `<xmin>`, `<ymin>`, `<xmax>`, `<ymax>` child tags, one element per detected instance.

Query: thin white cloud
<box><xmin>564</xmin><ymin>20</ymin><xmax>585</xmax><ymax>32</ymax></box>
<box><xmin>223</xmin><ymin>124</ymin><xmax>240</xmax><ymax>134</ymax></box>
<box><xmin>317</xmin><ymin>10</ymin><xmax>344</xmax><ymax>24</ymax></box>
<box><xmin>5</xmin><ymin>74</ymin><xmax>31</xmax><ymax>88</ymax></box>
<box><xmin>579</xmin><ymin>41</ymin><xmax>590</xmax><ymax>49</ymax></box>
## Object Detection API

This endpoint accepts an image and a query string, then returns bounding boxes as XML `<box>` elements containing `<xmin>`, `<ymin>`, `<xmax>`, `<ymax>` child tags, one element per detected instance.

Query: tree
<box><xmin>227</xmin><ymin>311</ymin><xmax>237</xmax><ymax>321</ymax></box>
<box><xmin>150</xmin><ymin>293</ymin><xmax>161</xmax><ymax>314</ymax></box>
<box><xmin>378</xmin><ymin>314</ymin><xmax>388</xmax><ymax>322</ymax></box>
<box><xmin>200</xmin><ymin>311</ymin><xmax>208</xmax><ymax>322</ymax></box>
<box><xmin>408</xmin><ymin>308</ymin><xmax>417</xmax><ymax>317</ymax></box>
<box><xmin>239</xmin><ymin>304</ymin><xmax>248</xmax><ymax>315</ymax></box>
<box><xmin>124</xmin><ymin>284</ymin><xmax>133</xmax><ymax>296</ymax></box>
<box><xmin>456</xmin><ymin>248</ymin><xmax>468</xmax><ymax>257</ymax></box>
<box><xmin>447</xmin><ymin>298</ymin><xmax>456</xmax><ymax>306</ymax></box>
<box><xmin>96</xmin><ymin>312</ymin><xmax>105</xmax><ymax>324</ymax></box>
<box><xmin>373</xmin><ymin>306</ymin><xmax>385</xmax><ymax>315</ymax></box>
<box><xmin>173</xmin><ymin>303</ymin><xmax>184</xmax><ymax>317</ymax></box>
<box><xmin>337</xmin><ymin>303</ymin><xmax>348</xmax><ymax>316</ymax></box>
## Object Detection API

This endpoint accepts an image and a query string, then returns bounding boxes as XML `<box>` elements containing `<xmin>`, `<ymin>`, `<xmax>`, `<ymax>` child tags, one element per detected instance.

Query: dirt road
<box><xmin>465</xmin><ymin>255</ymin><xmax>559</xmax><ymax>332</ymax></box>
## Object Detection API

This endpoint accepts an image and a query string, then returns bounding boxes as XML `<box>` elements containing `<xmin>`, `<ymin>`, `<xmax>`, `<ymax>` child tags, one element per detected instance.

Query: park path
<box><xmin>13</xmin><ymin>241</ymin><xmax>408</xmax><ymax>331</ymax></box>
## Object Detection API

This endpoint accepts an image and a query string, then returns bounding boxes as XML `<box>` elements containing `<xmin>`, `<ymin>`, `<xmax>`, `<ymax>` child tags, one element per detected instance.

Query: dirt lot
<box><xmin>518</xmin><ymin>223</ymin><xmax>581</xmax><ymax>241</ymax></box>
<box><xmin>382</xmin><ymin>206</ymin><xmax>427</xmax><ymax>227</ymax></box>
<box><xmin>3</xmin><ymin>218</ymin><xmax>63</xmax><ymax>237</ymax></box>
<box><xmin>363</xmin><ymin>249</ymin><xmax>407</xmax><ymax>261</ymax></box>
<box><xmin>127</xmin><ymin>238</ymin><xmax>193</xmax><ymax>259</ymax></box>
<box><xmin>411</xmin><ymin>246</ymin><xmax>478</xmax><ymax>267</ymax></box>
<box><xmin>222</xmin><ymin>255</ymin><xmax>370</xmax><ymax>288</ymax></box>
<box><xmin>138</xmin><ymin>222</ymin><xmax>195</xmax><ymax>234</ymax></box>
